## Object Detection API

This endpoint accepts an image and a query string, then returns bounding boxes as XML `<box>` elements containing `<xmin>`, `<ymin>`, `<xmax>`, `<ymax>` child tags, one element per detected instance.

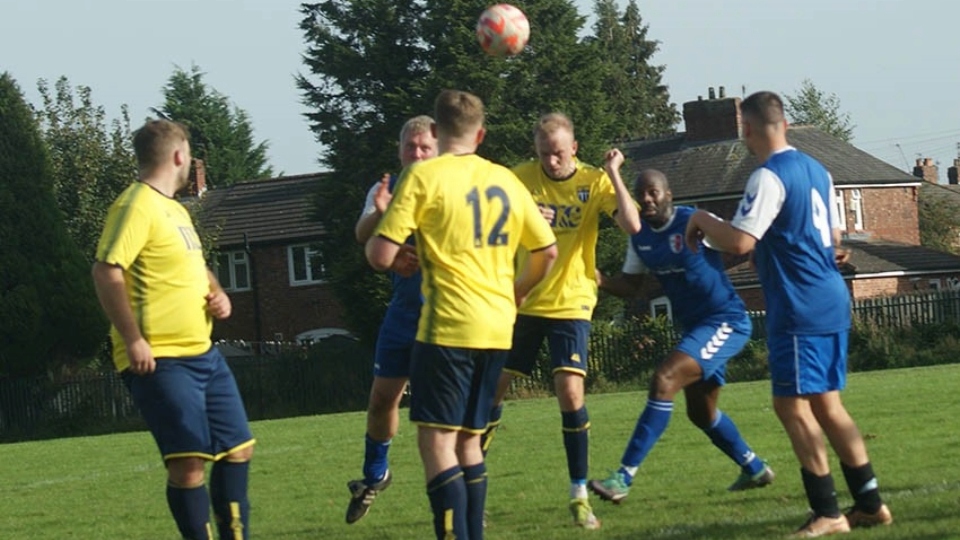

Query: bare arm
<box><xmin>604</xmin><ymin>148</ymin><xmax>641</xmax><ymax>235</ymax></box>
<box><xmin>596</xmin><ymin>270</ymin><xmax>646</xmax><ymax>299</ymax></box>
<box><xmin>366</xmin><ymin>235</ymin><xmax>402</xmax><ymax>272</ymax></box>
<box><xmin>205</xmin><ymin>269</ymin><xmax>232</xmax><ymax>320</ymax></box>
<box><xmin>514</xmin><ymin>244</ymin><xmax>558</xmax><ymax>306</ymax></box>
<box><xmin>833</xmin><ymin>229</ymin><xmax>851</xmax><ymax>266</ymax></box>
<box><xmin>354</xmin><ymin>174</ymin><xmax>391</xmax><ymax>243</ymax></box>
<box><xmin>92</xmin><ymin>261</ymin><xmax>154</xmax><ymax>374</ymax></box>
<box><xmin>685</xmin><ymin>209</ymin><xmax>757</xmax><ymax>255</ymax></box>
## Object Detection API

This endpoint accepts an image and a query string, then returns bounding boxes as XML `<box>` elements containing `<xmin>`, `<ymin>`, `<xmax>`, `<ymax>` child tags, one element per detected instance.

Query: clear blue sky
<box><xmin>3</xmin><ymin>0</ymin><xmax>958</xmax><ymax>181</ymax></box>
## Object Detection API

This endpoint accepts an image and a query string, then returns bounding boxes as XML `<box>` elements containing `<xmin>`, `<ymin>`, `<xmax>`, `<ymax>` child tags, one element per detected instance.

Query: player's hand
<box><xmin>126</xmin><ymin>337</ymin><xmax>156</xmax><ymax>375</ymax></box>
<box><xmin>537</xmin><ymin>203</ymin><xmax>556</xmax><ymax>224</ymax></box>
<box><xmin>594</xmin><ymin>269</ymin><xmax>605</xmax><ymax>288</ymax></box>
<box><xmin>206</xmin><ymin>290</ymin><xmax>232</xmax><ymax>320</ymax></box>
<box><xmin>835</xmin><ymin>247</ymin><xmax>852</xmax><ymax>267</ymax></box>
<box><xmin>604</xmin><ymin>148</ymin><xmax>625</xmax><ymax>175</ymax></box>
<box><xmin>390</xmin><ymin>244</ymin><xmax>419</xmax><ymax>277</ymax></box>
<box><xmin>374</xmin><ymin>173</ymin><xmax>392</xmax><ymax>214</ymax></box>
<box><xmin>684</xmin><ymin>221</ymin><xmax>704</xmax><ymax>253</ymax></box>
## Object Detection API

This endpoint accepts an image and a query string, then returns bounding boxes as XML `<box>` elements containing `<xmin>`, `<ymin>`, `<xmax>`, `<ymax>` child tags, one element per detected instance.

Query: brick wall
<box><xmin>682</xmin><ymin>94</ymin><xmax>742</xmax><ymax>143</ymax></box>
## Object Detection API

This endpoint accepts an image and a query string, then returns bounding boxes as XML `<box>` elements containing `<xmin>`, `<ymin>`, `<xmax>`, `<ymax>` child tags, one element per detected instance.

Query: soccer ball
<box><xmin>476</xmin><ymin>4</ymin><xmax>530</xmax><ymax>57</ymax></box>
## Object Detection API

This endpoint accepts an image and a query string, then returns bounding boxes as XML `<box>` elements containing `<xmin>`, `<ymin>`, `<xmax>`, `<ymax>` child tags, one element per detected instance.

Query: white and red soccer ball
<box><xmin>476</xmin><ymin>4</ymin><xmax>530</xmax><ymax>57</ymax></box>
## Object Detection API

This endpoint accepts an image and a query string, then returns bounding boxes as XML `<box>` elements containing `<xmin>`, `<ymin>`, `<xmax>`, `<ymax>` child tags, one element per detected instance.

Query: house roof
<box><xmin>621</xmin><ymin>126</ymin><xmax>919</xmax><ymax>201</ymax></box>
<box><xmin>919</xmin><ymin>181</ymin><xmax>960</xmax><ymax>206</ymax></box>
<box><xmin>199</xmin><ymin>173</ymin><xmax>327</xmax><ymax>248</ymax></box>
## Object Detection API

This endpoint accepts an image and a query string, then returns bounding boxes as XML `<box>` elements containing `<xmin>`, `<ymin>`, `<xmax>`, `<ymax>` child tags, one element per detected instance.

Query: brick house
<box><xmin>620</xmin><ymin>87</ymin><xmax>960</xmax><ymax>317</ymax></box>
<box><xmin>194</xmin><ymin>172</ymin><xmax>347</xmax><ymax>342</ymax></box>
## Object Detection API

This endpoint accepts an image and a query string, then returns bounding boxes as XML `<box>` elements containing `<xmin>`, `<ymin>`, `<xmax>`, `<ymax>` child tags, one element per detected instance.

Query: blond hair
<box><xmin>534</xmin><ymin>112</ymin><xmax>575</xmax><ymax>140</ymax></box>
<box><xmin>434</xmin><ymin>90</ymin><xmax>484</xmax><ymax>138</ymax></box>
<box><xmin>400</xmin><ymin>115</ymin><xmax>435</xmax><ymax>144</ymax></box>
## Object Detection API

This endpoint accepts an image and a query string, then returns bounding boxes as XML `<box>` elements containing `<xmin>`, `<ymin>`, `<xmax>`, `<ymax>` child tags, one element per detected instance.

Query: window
<box><xmin>834</xmin><ymin>189</ymin><xmax>846</xmax><ymax>230</ymax></box>
<box><xmin>288</xmin><ymin>244</ymin><xmax>325</xmax><ymax>285</ymax></box>
<box><xmin>214</xmin><ymin>251</ymin><xmax>251</xmax><ymax>291</ymax></box>
<box><xmin>850</xmin><ymin>189</ymin><xmax>864</xmax><ymax>231</ymax></box>
<box><xmin>650</xmin><ymin>296</ymin><xmax>673</xmax><ymax>322</ymax></box>
<box><xmin>929</xmin><ymin>279</ymin><xmax>942</xmax><ymax>291</ymax></box>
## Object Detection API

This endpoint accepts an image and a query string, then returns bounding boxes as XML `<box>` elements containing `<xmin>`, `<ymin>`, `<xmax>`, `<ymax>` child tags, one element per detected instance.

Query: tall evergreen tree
<box><xmin>784</xmin><ymin>78</ymin><xmax>855</xmax><ymax>142</ymax></box>
<box><xmin>298</xmin><ymin>0</ymin><xmax>627</xmax><ymax>341</ymax></box>
<box><xmin>36</xmin><ymin>77</ymin><xmax>137</xmax><ymax>261</ymax></box>
<box><xmin>157</xmin><ymin>65</ymin><xmax>274</xmax><ymax>187</ymax></box>
<box><xmin>0</xmin><ymin>73</ymin><xmax>106</xmax><ymax>380</ymax></box>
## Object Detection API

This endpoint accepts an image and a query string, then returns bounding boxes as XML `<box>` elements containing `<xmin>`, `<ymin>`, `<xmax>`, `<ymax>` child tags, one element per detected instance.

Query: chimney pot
<box><xmin>924</xmin><ymin>157</ymin><xmax>933</xmax><ymax>166</ymax></box>
<box><xmin>719</xmin><ymin>86</ymin><xmax>726</xmax><ymax>98</ymax></box>
<box><xmin>708</xmin><ymin>87</ymin><xmax>716</xmax><ymax>100</ymax></box>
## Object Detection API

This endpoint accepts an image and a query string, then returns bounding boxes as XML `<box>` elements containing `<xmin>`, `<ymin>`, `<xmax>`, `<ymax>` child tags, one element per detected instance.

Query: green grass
<box><xmin>2</xmin><ymin>364</ymin><xmax>959</xmax><ymax>539</ymax></box>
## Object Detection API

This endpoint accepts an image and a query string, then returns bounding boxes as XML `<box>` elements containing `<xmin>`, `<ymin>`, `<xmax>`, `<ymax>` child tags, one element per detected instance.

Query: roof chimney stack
<box><xmin>948</xmin><ymin>158</ymin><xmax>960</xmax><ymax>185</ymax></box>
<box><xmin>188</xmin><ymin>159</ymin><xmax>208</xmax><ymax>197</ymax></box>
<box><xmin>682</xmin><ymin>87</ymin><xmax>742</xmax><ymax>143</ymax></box>
<box><xmin>912</xmin><ymin>157</ymin><xmax>939</xmax><ymax>184</ymax></box>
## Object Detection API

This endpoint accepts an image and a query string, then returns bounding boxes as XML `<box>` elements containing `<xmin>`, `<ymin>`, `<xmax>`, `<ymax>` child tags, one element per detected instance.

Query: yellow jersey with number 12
<box><xmin>374</xmin><ymin>153</ymin><xmax>556</xmax><ymax>349</ymax></box>
<box><xmin>512</xmin><ymin>159</ymin><xmax>621</xmax><ymax>320</ymax></box>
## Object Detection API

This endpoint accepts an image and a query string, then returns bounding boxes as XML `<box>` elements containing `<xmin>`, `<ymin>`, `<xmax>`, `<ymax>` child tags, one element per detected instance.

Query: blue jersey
<box><xmin>624</xmin><ymin>206</ymin><xmax>745</xmax><ymax>330</ymax></box>
<box><xmin>731</xmin><ymin>148</ymin><xmax>850</xmax><ymax>335</ymax></box>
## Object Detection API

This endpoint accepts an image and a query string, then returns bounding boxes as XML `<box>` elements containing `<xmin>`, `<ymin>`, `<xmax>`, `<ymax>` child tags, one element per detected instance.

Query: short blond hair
<box><xmin>434</xmin><ymin>90</ymin><xmax>484</xmax><ymax>138</ymax></box>
<box><xmin>399</xmin><ymin>115</ymin><xmax>434</xmax><ymax>144</ymax></box>
<box><xmin>534</xmin><ymin>112</ymin><xmax>575</xmax><ymax>140</ymax></box>
<box><xmin>133</xmin><ymin>119</ymin><xmax>189</xmax><ymax>172</ymax></box>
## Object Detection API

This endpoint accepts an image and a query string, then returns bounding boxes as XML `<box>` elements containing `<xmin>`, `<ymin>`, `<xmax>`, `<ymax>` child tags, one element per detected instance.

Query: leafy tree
<box><xmin>35</xmin><ymin>77</ymin><xmax>136</xmax><ymax>261</ymax></box>
<box><xmin>590</xmin><ymin>0</ymin><xmax>679</xmax><ymax>142</ymax></box>
<box><xmin>784</xmin><ymin>78</ymin><xmax>855</xmax><ymax>142</ymax></box>
<box><xmin>0</xmin><ymin>73</ymin><xmax>107</xmax><ymax>380</ymax></box>
<box><xmin>157</xmin><ymin>65</ymin><xmax>273</xmax><ymax>188</ymax></box>
<box><xmin>919</xmin><ymin>197</ymin><xmax>960</xmax><ymax>254</ymax></box>
<box><xmin>298</xmin><ymin>0</ymin><xmax>673</xmax><ymax>340</ymax></box>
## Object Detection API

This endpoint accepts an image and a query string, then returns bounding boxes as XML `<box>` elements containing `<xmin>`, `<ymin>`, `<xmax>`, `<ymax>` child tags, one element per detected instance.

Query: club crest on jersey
<box><xmin>669</xmin><ymin>233</ymin><xmax>684</xmax><ymax>254</ymax></box>
<box><xmin>577</xmin><ymin>187</ymin><xmax>590</xmax><ymax>203</ymax></box>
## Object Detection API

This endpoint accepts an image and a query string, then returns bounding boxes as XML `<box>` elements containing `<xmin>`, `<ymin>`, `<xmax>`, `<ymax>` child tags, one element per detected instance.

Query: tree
<box><xmin>157</xmin><ymin>65</ymin><xmax>273</xmax><ymax>188</ymax></box>
<box><xmin>591</xmin><ymin>0</ymin><xmax>679</xmax><ymax>142</ymax></box>
<box><xmin>298</xmin><ymin>0</ymin><xmax>674</xmax><ymax>340</ymax></box>
<box><xmin>783</xmin><ymin>78</ymin><xmax>855</xmax><ymax>142</ymax></box>
<box><xmin>919</xmin><ymin>198</ymin><xmax>960</xmax><ymax>254</ymax></box>
<box><xmin>0</xmin><ymin>73</ymin><xmax>107</xmax><ymax>380</ymax></box>
<box><xmin>35</xmin><ymin>77</ymin><xmax>137</xmax><ymax>261</ymax></box>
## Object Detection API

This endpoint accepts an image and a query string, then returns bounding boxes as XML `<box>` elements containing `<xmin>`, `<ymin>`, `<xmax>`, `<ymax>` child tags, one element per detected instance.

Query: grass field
<box><xmin>2</xmin><ymin>364</ymin><xmax>959</xmax><ymax>539</ymax></box>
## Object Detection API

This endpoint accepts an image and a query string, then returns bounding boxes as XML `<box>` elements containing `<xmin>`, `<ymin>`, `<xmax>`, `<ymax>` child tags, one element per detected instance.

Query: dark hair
<box><xmin>740</xmin><ymin>91</ymin><xmax>785</xmax><ymax>125</ymax></box>
<box><xmin>434</xmin><ymin>90</ymin><xmax>484</xmax><ymax>137</ymax></box>
<box><xmin>133</xmin><ymin>119</ymin><xmax>189</xmax><ymax>172</ymax></box>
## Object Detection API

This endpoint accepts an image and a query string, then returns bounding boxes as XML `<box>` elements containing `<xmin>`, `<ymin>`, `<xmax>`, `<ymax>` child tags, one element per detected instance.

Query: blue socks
<box><xmin>463</xmin><ymin>463</ymin><xmax>488</xmax><ymax>539</ymax></box>
<box><xmin>166</xmin><ymin>484</ymin><xmax>212</xmax><ymax>540</ymax></box>
<box><xmin>704</xmin><ymin>410</ymin><xmax>764</xmax><ymax>476</ymax></box>
<box><xmin>426</xmin><ymin>466</ymin><xmax>467</xmax><ymax>540</ymax></box>
<box><xmin>618</xmin><ymin>399</ymin><xmax>673</xmax><ymax>484</ymax></box>
<box><xmin>210</xmin><ymin>460</ymin><xmax>250</xmax><ymax>540</ymax></box>
<box><xmin>562</xmin><ymin>407</ymin><xmax>591</xmax><ymax>485</ymax></box>
<box><xmin>363</xmin><ymin>433</ymin><xmax>391</xmax><ymax>485</ymax></box>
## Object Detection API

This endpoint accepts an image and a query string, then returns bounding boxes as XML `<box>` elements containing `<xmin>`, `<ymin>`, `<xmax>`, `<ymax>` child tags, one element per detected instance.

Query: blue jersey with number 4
<box><xmin>735</xmin><ymin>149</ymin><xmax>850</xmax><ymax>335</ymax></box>
<box><xmin>385</xmin><ymin>174</ymin><xmax>423</xmax><ymax>315</ymax></box>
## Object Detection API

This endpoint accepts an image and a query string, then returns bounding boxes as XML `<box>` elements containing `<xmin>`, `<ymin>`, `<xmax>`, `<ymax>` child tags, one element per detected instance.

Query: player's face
<box><xmin>399</xmin><ymin>130</ymin><xmax>437</xmax><ymax>168</ymax></box>
<box><xmin>535</xmin><ymin>129</ymin><xmax>578</xmax><ymax>180</ymax></box>
<box><xmin>635</xmin><ymin>176</ymin><xmax>672</xmax><ymax>225</ymax></box>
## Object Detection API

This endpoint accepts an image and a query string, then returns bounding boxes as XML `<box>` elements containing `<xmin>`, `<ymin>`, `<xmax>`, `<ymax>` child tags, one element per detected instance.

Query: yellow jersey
<box><xmin>374</xmin><ymin>153</ymin><xmax>556</xmax><ymax>349</ymax></box>
<box><xmin>512</xmin><ymin>159</ymin><xmax>621</xmax><ymax>320</ymax></box>
<box><xmin>96</xmin><ymin>183</ymin><xmax>212</xmax><ymax>371</ymax></box>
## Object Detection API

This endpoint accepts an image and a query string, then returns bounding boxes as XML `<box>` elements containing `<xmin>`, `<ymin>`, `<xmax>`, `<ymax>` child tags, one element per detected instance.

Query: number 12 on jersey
<box><xmin>467</xmin><ymin>186</ymin><xmax>511</xmax><ymax>247</ymax></box>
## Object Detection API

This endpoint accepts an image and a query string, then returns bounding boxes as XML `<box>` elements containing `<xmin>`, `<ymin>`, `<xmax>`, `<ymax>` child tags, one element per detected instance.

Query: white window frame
<box><xmin>214</xmin><ymin>250</ymin><xmax>251</xmax><ymax>292</ymax></box>
<box><xmin>288</xmin><ymin>243</ymin><xmax>325</xmax><ymax>286</ymax></box>
<box><xmin>834</xmin><ymin>189</ymin><xmax>846</xmax><ymax>230</ymax></box>
<box><xmin>929</xmin><ymin>279</ymin><xmax>942</xmax><ymax>291</ymax></box>
<box><xmin>850</xmin><ymin>189</ymin><xmax>864</xmax><ymax>231</ymax></box>
<box><xmin>650</xmin><ymin>295</ymin><xmax>673</xmax><ymax>322</ymax></box>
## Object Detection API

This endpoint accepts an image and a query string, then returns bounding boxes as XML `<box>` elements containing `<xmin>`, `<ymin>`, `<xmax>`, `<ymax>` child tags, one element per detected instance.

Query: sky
<box><xmin>2</xmin><ymin>0</ymin><xmax>959</xmax><ymax>181</ymax></box>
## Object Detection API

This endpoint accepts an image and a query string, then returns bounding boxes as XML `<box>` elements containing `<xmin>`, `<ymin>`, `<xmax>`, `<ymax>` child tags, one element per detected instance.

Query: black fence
<box><xmin>3</xmin><ymin>289</ymin><xmax>960</xmax><ymax>443</ymax></box>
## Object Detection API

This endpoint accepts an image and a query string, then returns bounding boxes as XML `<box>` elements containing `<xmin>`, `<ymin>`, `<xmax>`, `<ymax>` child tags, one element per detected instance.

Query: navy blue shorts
<box><xmin>675</xmin><ymin>312</ymin><xmax>752</xmax><ymax>386</ymax></box>
<box><xmin>122</xmin><ymin>346</ymin><xmax>255</xmax><ymax>461</ymax></box>
<box><xmin>767</xmin><ymin>332</ymin><xmax>848</xmax><ymax>397</ymax></box>
<box><xmin>374</xmin><ymin>307</ymin><xmax>418</xmax><ymax>378</ymax></box>
<box><xmin>505</xmin><ymin>315</ymin><xmax>590</xmax><ymax>378</ymax></box>
<box><xmin>408</xmin><ymin>342</ymin><xmax>507</xmax><ymax>433</ymax></box>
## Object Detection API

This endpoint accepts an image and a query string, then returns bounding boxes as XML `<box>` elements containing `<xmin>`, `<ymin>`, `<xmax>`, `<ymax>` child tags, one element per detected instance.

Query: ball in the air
<box><xmin>476</xmin><ymin>4</ymin><xmax>530</xmax><ymax>57</ymax></box>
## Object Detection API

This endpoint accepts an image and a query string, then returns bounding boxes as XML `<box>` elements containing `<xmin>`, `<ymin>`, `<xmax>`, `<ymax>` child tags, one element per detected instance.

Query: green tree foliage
<box><xmin>590</xmin><ymin>0</ymin><xmax>679</xmax><ymax>142</ymax></box>
<box><xmin>35</xmin><ymin>77</ymin><xmax>136</xmax><ymax>261</ymax></box>
<box><xmin>784</xmin><ymin>78</ymin><xmax>855</xmax><ymax>142</ymax></box>
<box><xmin>157</xmin><ymin>65</ymin><xmax>273</xmax><ymax>188</ymax></box>
<box><xmin>298</xmin><ymin>0</ymin><xmax>673</xmax><ymax>340</ymax></box>
<box><xmin>919</xmin><ymin>197</ymin><xmax>960</xmax><ymax>254</ymax></box>
<box><xmin>0</xmin><ymin>73</ymin><xmax>106</xmax><ymax>379</ymax></box>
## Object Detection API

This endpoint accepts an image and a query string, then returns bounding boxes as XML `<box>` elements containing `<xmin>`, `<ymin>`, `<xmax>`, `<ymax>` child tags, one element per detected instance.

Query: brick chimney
<box><xmin>912</xmin><ymin>157</ymin><xmax>938</xmax><ymax>184</ymax></box>
<box><xmin>948</xmin><ymin>158</ymin><xmax>960</xmax><ymax>185</ymax></box>
<box><xmin>187</xmin><ymin>159</ymin><xmax>208</xmax><ymax>197</ymax></box>
<box><xmin>682</xmin><ymin>86</ymin><xmax>742</xmax><ymax>143</ymax></box>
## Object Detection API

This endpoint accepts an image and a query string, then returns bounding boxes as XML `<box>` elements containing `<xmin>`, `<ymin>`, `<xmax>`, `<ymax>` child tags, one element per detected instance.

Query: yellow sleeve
<box><xmin>374</xmin><ymin>166</ymin><xmax>424</xmax><ymax>244</ymax></box>
<box><xmin>594</xmin><ymin>171</ymin><xmax>621</xmax><ymax>217</ymax></box>
<box><xmin>95</xmin><ymin>192</ymin><xmax>150</xmax><ymax>269</ymax></box>
<box><xmin>517</xmin><ymin>187</ymin><xmax>556</xmax><ymax>251</ymax></box>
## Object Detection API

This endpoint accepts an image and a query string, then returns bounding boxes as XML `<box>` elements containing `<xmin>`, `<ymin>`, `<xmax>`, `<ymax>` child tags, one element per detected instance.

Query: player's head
<box><xmin>398</xmin><ymin>115</ymin><xmax>438</xmax><ymax>168</ymax></box>
<box><xmin>133</xmin><ymin>119</ymin><xmax>191</xmax><ymax>188</ymax></box>
<box><xmin>633</xmin><ymin>169</ymin><xmax>672</xmax><ymax>226</ymax></box>
<box><xmin>433</xmin><ymin>90</ymin><xmax>485</xmax><ymax>146</ymax></box>
<box><xmin>534</xmin><ymin>112</ymin><xmax>578</xmax><ymax>180</ymax></box>
<box><xmin>740</xmin><ymin>91</ymin><xmax>788</xmax><ymax>154</ymax></box>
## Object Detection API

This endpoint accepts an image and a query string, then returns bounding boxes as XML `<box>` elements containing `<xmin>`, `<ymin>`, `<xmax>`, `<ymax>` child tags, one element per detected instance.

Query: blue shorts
<box><xmin>767</xmin><ymin>332</ymin><xmax>848</xmax><ymax>397</ymax></box>
<box><xmin>122</xmin><ymin>346</ymin><xmax>255</xmax><ymax>461</ymax></box>
<box><xmin>408</xmin><ymin>342</ymin><xmax>507</xmax><ymax>433</ymax></box>
<box><xmin>374</xmin><ymin>307</ymin><xmax>418</xmax><ymax>378</ymax></box>
<box><xmin>675</xmin><ymin>312</ymin><xmax>752</xmax><ymax>386</ymax></box>
<box><xmin>505</xmin><ymin>315</ymin><xmax>590</xmax><ymax>378</ymax></box>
